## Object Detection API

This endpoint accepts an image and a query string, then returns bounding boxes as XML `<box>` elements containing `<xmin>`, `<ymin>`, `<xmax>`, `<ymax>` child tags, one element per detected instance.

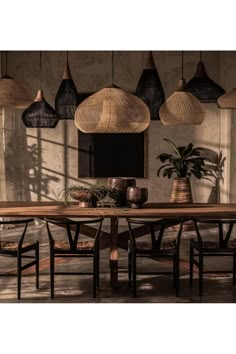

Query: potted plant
<box><xmin>63</xmin><ymin>181</ymin><xmax>125</xmax><ymax>208</ymax></box>
<box><xmin>156</xmin><ymin>138</ymin><xmax>213</xmax><ymax>203</ymax></box>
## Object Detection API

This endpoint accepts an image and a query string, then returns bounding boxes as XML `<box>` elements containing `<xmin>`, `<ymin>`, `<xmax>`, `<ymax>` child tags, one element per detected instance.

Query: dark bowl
<box><xmin>126</xmin><ymin>187</ymin><xmax>148</xmax><ymax>208</ymax></box>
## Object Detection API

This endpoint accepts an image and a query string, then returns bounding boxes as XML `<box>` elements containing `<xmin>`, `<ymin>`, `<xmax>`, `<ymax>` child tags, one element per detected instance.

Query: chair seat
<box><xmin>191</xmin><ymin>239</ymin><xmax>236</xmax><ymax>251</ymax></box>
<box><xmin>135</xmin><ymin>239</ymin><xmax>176</xmax><ymax>253</ymax></box>
<box><xmin>0</xmin><ymin>241</ymin><xmax>35</xmax><ymax>251</ymax></box>
<box><xmin>54</xmin><ymin>240</ymin><xmax>95</xmax><ymax>251</ymax></box>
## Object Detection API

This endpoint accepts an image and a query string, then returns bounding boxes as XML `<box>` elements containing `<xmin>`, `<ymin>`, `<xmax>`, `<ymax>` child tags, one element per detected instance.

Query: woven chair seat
<box><xmin>135</xmin><ymin>240</ymin><xmax>176</xmax><ymax>252</ymax></box>
<box><xmin>54</xmin><ymin>240</ymin><xmax>95</xmax><ymax>251</ymax></box>
<box><xmin>0</xmin><ymin>241</ymin><xmax>33</xmax><ymax>251</ymax></box>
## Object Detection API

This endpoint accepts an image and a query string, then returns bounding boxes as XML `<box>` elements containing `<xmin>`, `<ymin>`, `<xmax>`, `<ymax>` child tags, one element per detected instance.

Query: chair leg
<box><xmin>175</xmin><ymin>254</ymin><xmax>179</xmax><ymax>297</ymax></box>
<box><xmin>132</xmin><ymin>252</ymin><xmax>136</xmax><ymax>297</ymax></box>
<box><xmin>233</xmin><ymin>253</ymin><xmax>236</xmax><ymax>286</ymax></box>
<box><xmin>173</xmin><ymin>256</ymin><xmax>176</xmax><ymax>288</ymax></box>
<box><xmin>199</xmin><ymin>254</ymin><xmax>203</xmax><ymax>297</ymax></box>
<box><xmin>50</xmin><ymin>251</ymin><xmax>54</xmax><ymax>299</ymax></box>
<box><xmin>93</xmin><ymin>256</ymin><xmax>97</xmax><ymax>298</ymax></box>
<box><xmin>128</xmin><ymin>250</ymin><xmax>132</xmax><ymax>287</ymax></box>
<box><xmin>96</xmin><ymin>250</ymin><xmax>100</xmax><ymax>288</ymax></box>
<box><xmin>190</xmin><ymin>244</ymin><xmax>193</xmax><ymax>287</ymax></box>
<box><xmin>36</xmin><ymin>242</ymin><xmax>39</xmax><ymax>289</ymax></box>
<box><xmin>17</xmin><ymin>254</ymin><xmax>21</xmax><ymax>300</ymax></box>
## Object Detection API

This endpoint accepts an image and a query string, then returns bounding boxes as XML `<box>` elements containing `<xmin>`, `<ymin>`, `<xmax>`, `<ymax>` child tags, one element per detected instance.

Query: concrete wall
<box><xmin>1</xmin><ymin>51</ymin><xmax>235</xmax><ymax>204</ymax></box>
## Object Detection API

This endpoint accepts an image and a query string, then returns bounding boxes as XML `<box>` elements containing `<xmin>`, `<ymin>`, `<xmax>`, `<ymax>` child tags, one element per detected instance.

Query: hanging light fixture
<box><xmin>187</xmin><ymin>51</ymin><xmax>225</xmax><ymax>103</ymax></box>
<box><xmin>74</xmin><ymin>51</ymin><xmax>150</xmax><ymax>133</ymax></box>
<box><xmin>218</xmin><ymin>51</ymin><xmax>236</xmax><ymax>108</ymax></box>
<box><xmin>22</xmin><ymin>52</ymin><xmax>58</xmax><ymax>128</ymax></box>
<box><xmin>159</xmin><ymin>51</ymin><xmax>205</xmax><ymax>125</ymax></box>
<box><xmin>135</xmin><ymin>51</ymin><xmax>165</xmax><ymax>120</ymax></box>
<box><xmin>0</xmin><ymin>51</ymin><xmax>32</xmax><ymax>108</ymax></box>
<box><xmin>55</xmin><ymin>51</ymin><xmax>78</xmax><ymax>119</ymax></box>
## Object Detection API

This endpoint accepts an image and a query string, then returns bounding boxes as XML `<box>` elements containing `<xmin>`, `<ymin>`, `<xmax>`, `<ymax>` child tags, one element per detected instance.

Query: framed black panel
<box><xmin>78</xmin><ymin>131</ymin><xmax>147</xmax><ymax>178</ymax></box>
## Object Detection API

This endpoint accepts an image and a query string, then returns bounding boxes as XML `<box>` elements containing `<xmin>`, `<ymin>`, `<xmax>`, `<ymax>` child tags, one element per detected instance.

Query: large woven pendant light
<box><xmin>74</xmin><ymin>51</ymin><xmax>150</xmax><ymax>133</ymax></box>
<box><xmin>187</xmin><ymin>52</ymin><xmax>225</xmax><ymax>103</ymax></box>
<box><xmin>135</xmin><ymin>51</ymin><xmax>165</xmax><ymax>120</ymax></box>
<box><xmin>0</xmin><ymin>51</ymin><xmax>32</xmax><ymax>108</ymax></box>
<box><xmin>22</xmin><ymin>52</ymin><xmax>58</xmax><ymax>128</ymax></box>
<box><xmin>159</xmin><ymin>52</ymin><xmax>205</xmax><ymax>125</ymax></box>
<box><xmin>55</xmin><ymin>51</ymin><xmax>78</xmax><ymax>119</ymax></box>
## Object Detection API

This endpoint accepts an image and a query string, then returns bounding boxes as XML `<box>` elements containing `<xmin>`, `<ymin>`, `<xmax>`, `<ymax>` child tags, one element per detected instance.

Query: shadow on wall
<box><xmin>203</xmin><ymin>149</ymin><xmax>226</xmax><ymax>203</ymax></box>
<box><xmin>3</xmin><ymin>110</ymin><xmax>60</xmax><ymax>201</ymax></box>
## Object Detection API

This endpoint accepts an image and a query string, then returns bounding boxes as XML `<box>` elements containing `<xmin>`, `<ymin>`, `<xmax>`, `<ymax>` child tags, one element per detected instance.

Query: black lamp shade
<box><xmin>136</xmin><ymin>52</ymin><xmax>165</xmax><ymax>120</ymax></box>
<box><xmin>22</xmin><ymin>89</ymin><xmax>58</xmax><ymax>128</ymax></box>
<box><xmin>187</xmin><ymin>61</ymin><xmax>225</xmax><ymax>103</ymax></box>
<box><xmin>55</xmin><ymin>61</ymin><xmax>78</xmax><ymax>119</ymax></box>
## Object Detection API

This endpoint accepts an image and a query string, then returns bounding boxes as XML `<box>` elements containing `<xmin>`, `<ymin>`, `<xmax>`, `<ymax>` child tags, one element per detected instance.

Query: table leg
<box><xmin>110</xmin><ymin>216</ymin><xmax>119</xmax><ymax>287</ymax></box>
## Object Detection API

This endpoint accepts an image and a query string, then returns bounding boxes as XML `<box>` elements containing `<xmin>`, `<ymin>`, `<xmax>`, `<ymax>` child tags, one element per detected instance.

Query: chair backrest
<box><xmin>193</xmin><ymin>218</ymin><xmax>236</xmax><ymax>248</ymax></box>
<box><xmin>0</xmin><ymin>218</ymin><xmax>34</xmax><ymax>248</ymax></box>
<box><xmin>44</xmin><ymin>217</ymin><xmax>103</xmax><ymax>250</ymax></box>
<box><xmin>127</xmin><ymin>218</ymin><xmax>184</xmax><ymax>250</ymax></box>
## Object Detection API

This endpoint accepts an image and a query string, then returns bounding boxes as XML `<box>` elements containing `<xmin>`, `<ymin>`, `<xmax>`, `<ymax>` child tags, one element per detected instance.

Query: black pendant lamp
<box><xmin>135</xmin><ymin>51</ymin><xmax>165</xmax><ymax>120</ymax></box>
<box><xmin>22</xmin><ymin>52</ymin><xmax>58</xmax><ymax>128</ymax></box>
<box><xmin>187</xmin><ymin>52</ymin><xmax>225</xmax><ymax>103</ymax></box>
<box><xmin>55</xmin><ymin>51</ymin><xmax>78</xmax><ymax>119</ymax></box>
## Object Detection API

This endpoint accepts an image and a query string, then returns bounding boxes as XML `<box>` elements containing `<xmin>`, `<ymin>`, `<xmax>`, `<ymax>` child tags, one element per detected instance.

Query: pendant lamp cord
<box><xmin>200</xmin><ymin>51</ymin><xmax>202</xmax><ymax>62</ymax></box>
<box><xmin>5</xmin><ymin>51</ymin><xmax>8</xmax><ymax>75</ymax></box>
<box><xmin>66</xmin><ymin>51</ymin><xmax>68</xmax><ymax>64</ymax></box>
<box><xmin>39</xmin><ymin>51</ymin><xmax>42</xmax><ymax>89</ymax></box>
<box><xmin>111</xmin><ymin>51</ymin><xmax>114</xmax><ymax>85</ymax></box>
<box><xmin>181</xmin><ymin>51</ymin><xmax>184</xmax><ymax>79</ymax></box>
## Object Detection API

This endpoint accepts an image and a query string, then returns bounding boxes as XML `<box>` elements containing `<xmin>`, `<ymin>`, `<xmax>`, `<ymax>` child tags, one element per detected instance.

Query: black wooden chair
<box><xmin>190</xmin><ymin>218</ymin><xmax>236</xmax><ymax>296</ymax></box>
<box><xmin>45</xmin><ymin>217</ymin><xmax>103</xmax><ymax>298</ymax></box>
<box><xmin>0</xmin><ymin>218</ymin><xmax>39</xmax><ymax>300</ymax></box>
<box><xmin>127</xmin><ymin>218</ymin><xmax>184</xmax><ymax>297</ymax></box>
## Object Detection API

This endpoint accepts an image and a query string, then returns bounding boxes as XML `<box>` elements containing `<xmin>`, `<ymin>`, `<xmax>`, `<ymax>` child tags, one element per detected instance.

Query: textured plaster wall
<box><xmin>1</xmin><ymin>51</ymin><xmax>234</xmax><ymax>205</ymax></box>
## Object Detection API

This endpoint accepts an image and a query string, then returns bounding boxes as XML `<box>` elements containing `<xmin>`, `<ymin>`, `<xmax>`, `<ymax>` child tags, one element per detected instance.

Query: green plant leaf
<box><xmin>163</xmin><ymin>138</ymin><xmax>181</xmax><ymax>157</ymax></box>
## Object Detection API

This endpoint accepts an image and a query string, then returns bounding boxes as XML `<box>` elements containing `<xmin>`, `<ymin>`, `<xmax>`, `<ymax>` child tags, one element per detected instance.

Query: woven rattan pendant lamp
<box><xmin>187</xmin><ymin>52</ymin><xmax>225</xmax><ymax>103</ymax></box>
<box><xmin>159</xmin><ymin>52</ymin><xmax>205</xmax><ymax>125</ymax></box>
<box><xmin>74</xmin><ymin>51</ymin><xmax>150</xmax><ymax>133</ymax></box>
<box><xmin>0</xmin><ymin>51</ymin><xmax>32</xmax><ymax>108</ymax></box>
<box><xmin>55</xmin><ymin>51</ymin><xmax>78</xmax><ymax>119</ymax></box>
<box><xmin>22</xmin><ymin>52</ymin><xmax>58</xmax><ymax>128</ymax></box>
<box><xmin>135</xmin><ymin>51</ymin><xmax>165</xmax><ymax>120</ymax></box>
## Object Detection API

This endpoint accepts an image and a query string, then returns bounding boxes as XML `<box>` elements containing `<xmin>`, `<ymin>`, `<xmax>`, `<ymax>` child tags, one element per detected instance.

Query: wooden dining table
<box><xmin>1</xmin><ymin>201</ymin><xmax>236</xmax><ymax>287</ymax></box>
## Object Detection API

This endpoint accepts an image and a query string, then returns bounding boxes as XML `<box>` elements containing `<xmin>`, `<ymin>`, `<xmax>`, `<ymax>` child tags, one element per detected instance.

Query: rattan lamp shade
<box><xmin>217</xmin><ymin>88</ymin><xmax>236</xmax><ymax>108</ymax></box>
<box><xmin>75</xmin><ymin>87</ymin><xmax>150</xmax><ymax>133</ymax></box>
<box><xmin>55</xmin><ymin>59</ymin><xmax>78</xmax><ymax>119</ymax></box>
<box><xmin>136</xmin><ymin>51</ymin><xmax>165</xmax><ymax>120</ymax></box>
<box><xmin>187</xmin><ymin>61</ymin><xmax>225</xmax><ymax>103</ymax></box>
<box><xmin>160</xmin><ymin>79</ymin><xmax>205</xmax><ymax>125</ymax></box>
<box><xmin>0</xmin><ymin>74</ymin><xmax>32</xmax><ymax>108</ymax></box>
<box><xmin>22</xmin><ymin>89</ymin><xmax>58</xmax><ymax>128</ymax></box>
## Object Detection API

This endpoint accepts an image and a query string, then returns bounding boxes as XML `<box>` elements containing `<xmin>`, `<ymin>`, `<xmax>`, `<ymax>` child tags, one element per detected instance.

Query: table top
<box><xmin>0</xmin><ymin>201</ymin><xmax>236</xmax><ymax>218</ymax></box>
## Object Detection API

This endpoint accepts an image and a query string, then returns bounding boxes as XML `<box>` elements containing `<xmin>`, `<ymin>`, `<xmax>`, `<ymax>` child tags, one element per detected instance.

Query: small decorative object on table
<box><xmin>107</xmin><ymin>177</ymin><xmax>136</xmax><ymax>206</ymax></box>
<box><xmin>65</xmin><ymin>185</ymin><xmax>107</xmax><ymax>208</ymax></box>
<box><xmin>126</xmin><ymin>187</ymin><xmax>148</xmax><ymax>208</ymax></box>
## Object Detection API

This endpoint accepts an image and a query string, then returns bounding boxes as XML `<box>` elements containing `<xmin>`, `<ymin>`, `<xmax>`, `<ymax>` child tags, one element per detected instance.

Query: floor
<box><xmin>0</xmin><ymin>221</ymin><xmax>236</xmax><ymax>303</ymax></box>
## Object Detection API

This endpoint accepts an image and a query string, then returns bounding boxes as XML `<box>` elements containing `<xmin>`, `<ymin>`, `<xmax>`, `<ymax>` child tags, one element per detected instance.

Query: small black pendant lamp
<box><xmin>135</xmin><ymin>51</ymin><xmax>165</xmax><ymax>120</ymax></box>
<box><xmin>55</xmin><ymin>51</ymin><xmax>78</xmax><ymax>119</ymax></box>
<box><xmin>187</xmin><ymin>52</ymin><xmax>225</xmax><ymax>103</ymax></box>
<box><xmin>22</xmin><ymin>52</ymin><xmax>58</xmax><ymax>128</ymax></box>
